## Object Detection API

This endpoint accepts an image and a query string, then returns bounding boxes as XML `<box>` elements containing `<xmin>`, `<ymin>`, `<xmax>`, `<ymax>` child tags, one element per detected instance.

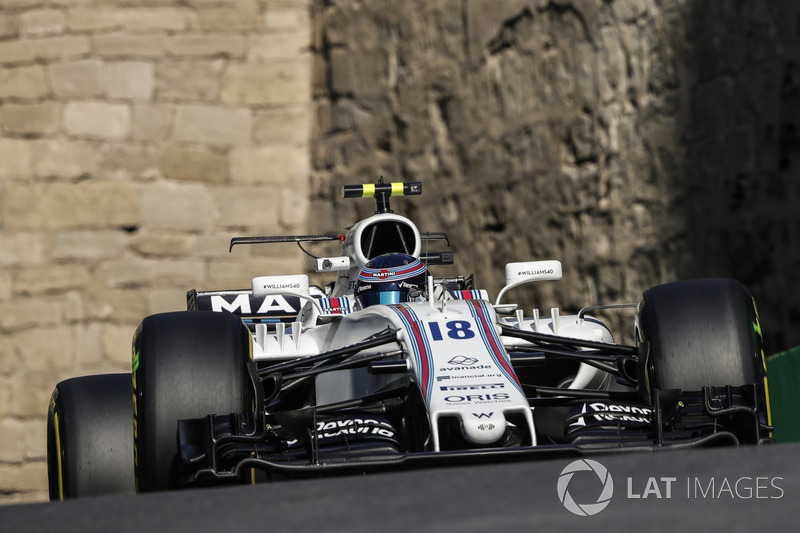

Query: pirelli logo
<box><xmin>439</xmin><ymin>383</ymin><xmax>505</xmax><ymax>392</ymax></box>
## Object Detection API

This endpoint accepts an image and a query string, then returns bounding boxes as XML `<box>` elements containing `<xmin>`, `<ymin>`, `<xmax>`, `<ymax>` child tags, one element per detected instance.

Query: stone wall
<box><xmin>0</xmin><ymin>0</ymin><xmax>312</xmax><ymax>503</ymax></box>
<box><xmin>310</xmin><ymin>0</ymin><xmax>800</xmax><ymax>352</ymax></box>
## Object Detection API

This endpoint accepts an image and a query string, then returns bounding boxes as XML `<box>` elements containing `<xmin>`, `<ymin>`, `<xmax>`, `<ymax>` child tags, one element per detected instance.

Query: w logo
<box><xmin>557</xmin><ymin>459</ymin><xmax>614</xmax><ymax>516</ymax></box>
<box><xmin>472</xmin><ymin>412</ymin><xmax>493</xmax><ymax>419</ymax></box>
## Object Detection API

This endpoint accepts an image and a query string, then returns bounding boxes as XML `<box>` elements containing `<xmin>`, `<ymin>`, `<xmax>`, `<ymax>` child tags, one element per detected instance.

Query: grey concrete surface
<box><xmin>2</xmin><ymin>442</ymin><xmax>797</xmax><ymax>532</ymax></box>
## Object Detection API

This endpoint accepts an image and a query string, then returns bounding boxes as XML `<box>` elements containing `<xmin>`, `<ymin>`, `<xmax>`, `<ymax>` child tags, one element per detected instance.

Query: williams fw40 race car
<box><xmin>47</xmin><ymin>180</ymin><xmax>773</xmax><ymax>499</ymax></box>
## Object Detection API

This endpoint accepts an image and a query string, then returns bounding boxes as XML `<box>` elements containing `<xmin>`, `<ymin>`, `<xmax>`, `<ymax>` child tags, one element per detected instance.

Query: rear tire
<box><xmin>637</xmin><ymin>278</ymin><xmax>769</xmax><ymax>424</ymax></box>
<box><xmin>133</xmin><ymin>311</ymin><xmax>253</xmax><ymax>492</ymax></box>
<box><xmin>47</xmin><ymin>374</ymin><xmax>135</xmax><ymax>500</ymax></box>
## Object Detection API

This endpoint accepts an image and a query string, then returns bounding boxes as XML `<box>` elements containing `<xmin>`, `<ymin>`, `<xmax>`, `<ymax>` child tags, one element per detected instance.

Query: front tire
<box><xmin>133</xmin><ymin>311</ymin><xmax>254</xmax><ymax>492</ymax></box>
<box><xmin>637</xmin><ymin>278</ymin><xmax>770</xmax><ymax>432</ymax></box>
<box><xmin>47</xmin><ymin>374</ymin><xmax>135</xmax><ymax>500</ymax></box>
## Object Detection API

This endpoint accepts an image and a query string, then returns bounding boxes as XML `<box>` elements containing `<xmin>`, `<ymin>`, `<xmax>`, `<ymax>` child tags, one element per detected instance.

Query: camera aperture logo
<box><xmin>557</xmin><ymin>459</ymin><xmax>614</xmax><ymax>516</ymax></box>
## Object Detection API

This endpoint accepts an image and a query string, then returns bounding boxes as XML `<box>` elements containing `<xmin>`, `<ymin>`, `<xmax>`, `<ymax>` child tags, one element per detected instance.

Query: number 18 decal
<box><xmin>427</xmin><ymin>320</ymin><xmax>475</xmax><ymax>341</ymax></box>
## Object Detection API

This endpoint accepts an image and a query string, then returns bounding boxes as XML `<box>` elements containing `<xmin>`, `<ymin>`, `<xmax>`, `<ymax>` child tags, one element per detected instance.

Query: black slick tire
<box><xmin>47</xmin><ymin>373</ymin><xmax>135</xmax><ymax>500</ymax></box>
<box><xmin>637</xmin><ymin>278</ymin><xmax>769</xmax><ymax>425</ymax></box>
<box><xmin>132</xmin><ymin>311</ymin><xmax>253</xmax><ymax>492</ymax></box>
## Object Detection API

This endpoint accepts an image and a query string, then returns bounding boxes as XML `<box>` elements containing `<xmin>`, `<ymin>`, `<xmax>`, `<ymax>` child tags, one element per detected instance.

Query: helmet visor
<box><xmin>357</xmin><ymin>290</ymin><xmax>407</xmax><ymax>308</ymax></box>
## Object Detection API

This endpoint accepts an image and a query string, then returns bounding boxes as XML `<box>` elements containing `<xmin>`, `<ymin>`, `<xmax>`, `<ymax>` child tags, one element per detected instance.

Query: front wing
<box><xmin>175</xmin><ymin>328</ymin><xmax>771</xmax><ymax>486</ymax></box>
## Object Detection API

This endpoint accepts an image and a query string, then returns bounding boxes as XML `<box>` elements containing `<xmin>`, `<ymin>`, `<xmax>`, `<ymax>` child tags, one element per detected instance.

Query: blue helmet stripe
<box><xmin>358</xmin><ymin>258</ymin><xmax>427</xmax><ymax>282</ymax></box>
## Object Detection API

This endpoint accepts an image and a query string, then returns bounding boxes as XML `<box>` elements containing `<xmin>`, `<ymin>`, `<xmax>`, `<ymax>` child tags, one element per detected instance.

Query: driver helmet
<box><xmin>355</xmin><ymin>253</ymin><xmax>428</xmax><ymax>308</ymax></box>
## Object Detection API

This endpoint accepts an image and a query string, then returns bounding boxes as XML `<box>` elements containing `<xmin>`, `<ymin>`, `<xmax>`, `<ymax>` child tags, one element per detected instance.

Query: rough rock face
<box><xmin>310</xmin><ymin>0</ymin><xmax>800</xmax><ymax>351</ymax></box>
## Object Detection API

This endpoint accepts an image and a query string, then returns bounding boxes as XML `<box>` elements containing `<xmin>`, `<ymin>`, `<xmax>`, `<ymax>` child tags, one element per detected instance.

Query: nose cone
<box><xmin>461</xmin><ymin>412</ymin><xmax>507</xmax><ymax>445</ymax></box>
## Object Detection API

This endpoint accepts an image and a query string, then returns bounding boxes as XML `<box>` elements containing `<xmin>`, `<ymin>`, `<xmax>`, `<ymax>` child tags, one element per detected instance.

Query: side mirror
<box><xmin>252</xmin><ymin>274</ymin><xmax>323</xmax><ymax>315</ymax></box>
<box><xmin>495</xmin><ymin>260</ymin><xmax>562</xmax><ymax>304</ymax></box>
<box><xmin>252</xmin><ymin>275</ymin><xmax>310</xmax><ymax>296</ymax></box>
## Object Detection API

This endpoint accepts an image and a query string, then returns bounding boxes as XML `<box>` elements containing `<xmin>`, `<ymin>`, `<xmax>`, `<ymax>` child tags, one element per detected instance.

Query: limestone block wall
<box><xmin>0</xmin><ymin>0</ymin><xmax>311</xmax><ymax>503</ymax></box>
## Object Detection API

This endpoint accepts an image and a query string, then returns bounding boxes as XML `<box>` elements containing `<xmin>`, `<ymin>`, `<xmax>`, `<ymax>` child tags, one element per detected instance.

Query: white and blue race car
<box><xmin>47</xmin><ymin>180</ymin><xmax>773</xmax><ymax>498</ymax></box>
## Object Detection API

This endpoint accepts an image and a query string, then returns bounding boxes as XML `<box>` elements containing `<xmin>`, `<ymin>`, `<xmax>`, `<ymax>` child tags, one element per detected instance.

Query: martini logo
<box><xmin>557</xmin><ymin>459</ymin><xmax>614</xmax><ymax>516</ymax></box>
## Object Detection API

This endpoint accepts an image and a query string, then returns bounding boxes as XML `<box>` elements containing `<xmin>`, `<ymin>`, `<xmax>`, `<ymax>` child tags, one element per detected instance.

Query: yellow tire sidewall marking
<box><xmin>53</xmin><ymin>410</ymin><xmax>65</xmax><ymax>500</ymax></box>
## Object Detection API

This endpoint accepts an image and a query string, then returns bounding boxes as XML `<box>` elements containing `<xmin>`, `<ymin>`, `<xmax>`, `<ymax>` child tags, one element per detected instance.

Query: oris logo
<box><xmin>444</xmin><ymin>392</ymin><xmax>510</xmax><ymax>403</ymax></box>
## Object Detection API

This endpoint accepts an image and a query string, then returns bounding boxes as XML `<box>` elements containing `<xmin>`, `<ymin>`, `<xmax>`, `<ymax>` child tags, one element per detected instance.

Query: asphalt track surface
<box><xmin>3</xmin><ymin>442</ymin><xmax>799</xmax><ymax>532</ymax></box>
